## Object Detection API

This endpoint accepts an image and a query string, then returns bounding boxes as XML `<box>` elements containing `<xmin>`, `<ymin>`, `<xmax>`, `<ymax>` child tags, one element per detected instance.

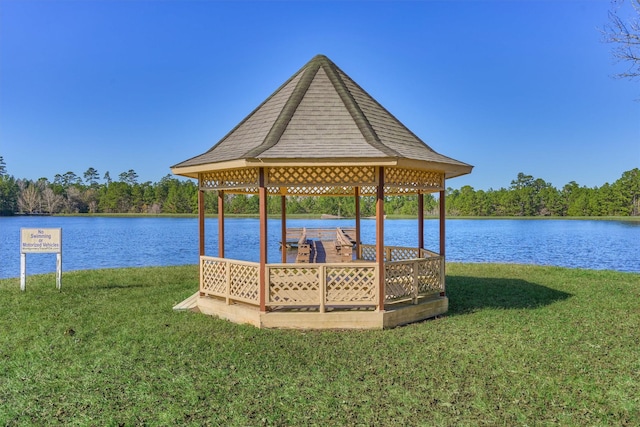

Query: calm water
<box><xmin>1</xmin><ymin>216</ymin><xmax>639</xmax><ymax>279</ymax></box>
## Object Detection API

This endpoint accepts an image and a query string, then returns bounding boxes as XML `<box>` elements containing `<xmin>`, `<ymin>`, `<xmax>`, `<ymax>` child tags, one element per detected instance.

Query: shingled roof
<box><xmin>172</xmin><ymin>55</ymin><xmax>472</xmax><ymax>178</ymax></box>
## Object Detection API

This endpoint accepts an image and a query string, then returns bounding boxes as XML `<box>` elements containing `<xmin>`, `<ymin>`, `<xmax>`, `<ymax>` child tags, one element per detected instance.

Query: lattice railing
<box><xmin>360</xmin><ymin>245</ymin><xmax>377</xmax><ymax>261</ymax></box>
<box><xmin>267</xmin><ymin>265</ymin><xmax>320</xmax><ymax>306</ymax></box>
<box><xmin>357</xmin><ymin>245</ymin><xmax>444</xmax><ymax>303</ymax></box>
<box><xmin>267</xmin><ymin>263</ymin><xmax>378</xmax><ymax>311</ymax></box>
<box><xmin>200</xmin><ymin>248</ymin><xmax>441</xmax><ymax>311</ymax></box>
<box><xmin>415</xmin><ymin>257</ymin><xmax>443</xmax><ymax>295</ymax></box>
<box><xmin>200</xmin><ymin>257</ymin><xmax>259</xmax><ymax>305</ymax></box>
<box><xmin>359</xmin><ymin>245</ymin><xmax>422</xmax><ymax>262</ymax></box>
<box><xmin>325</xmin><ymin>265</ymin><xmax>377</xmax><ymax>305</ymax></box>
<box><xmin>385</xmin><ymin>256</ymin><xmax>444</xmax><ymax>303</ymax></box>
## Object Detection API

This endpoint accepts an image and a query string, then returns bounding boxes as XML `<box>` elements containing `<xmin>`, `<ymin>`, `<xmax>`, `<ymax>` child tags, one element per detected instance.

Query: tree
<box><xmin>0</xmin><ymin>175</ymin><xmax>19</xmax><ymax>215</ymax></box>
<box><xmin>119</xmin><ymin>169</ymin><xmax>138</xmax><ymax>185</ymax></box>
<box><xmin>614</xmin><ymin>168</ymin><xmax>640</xmax><ymax>215</ymax></box>
<box><xmin>84</xmin><ymin>167</ymin><xmax>100</xmax><ymax>186</ymax></box>
<box><xmin>0</xmin><ymin>156</ymin><xmax>6</xmax><ymax>177</ymax></box>
<box><xmin>602</xmin><ymin>0</ymin><xmax>640</xmax><ymax>80</ymax></box>
<box><xmin>18</xmin><ymin>180</ymin><xmax>42</xmax><ymax>213</ymax></box>
<box><xmin>42</xmin><ymin>187</ymin><xmax>63</xmax><ymax>214</ymax></box>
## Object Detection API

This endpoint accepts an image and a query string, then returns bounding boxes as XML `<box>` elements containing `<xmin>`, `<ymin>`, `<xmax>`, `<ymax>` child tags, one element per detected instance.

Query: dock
<box><xmin>282</xmin><ymin>227</ymin><xmax>356</xmax><ymax>263</ymax></box>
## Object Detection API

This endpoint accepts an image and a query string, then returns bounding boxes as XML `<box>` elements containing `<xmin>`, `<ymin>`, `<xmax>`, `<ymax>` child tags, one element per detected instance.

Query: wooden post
<box><xmin>439</xmin><ymin>189</ymin><xmax>446</xmax><ymax>297</ymax></box>
<box><xmin>198</xmin><ymin>189</ymin><xmax>205</xmax><ymax>257</ymax></box>
<box><xmin>439</xmin><ymin>190</ymin><xmax>445</xmax><ymax>257</ymax></box>
<box><xmin>376</xmin><ymin>167</ymin><xmax>385</xmax><ymax>311</ymax></box>
<box><xmin>259</xmin><ymin>168</ymin><xmax>268</xmax><ymax>312</ymax></box>
<box><xmin>20</xmin><ymin>253</ymin><xmax>26</xmax><ymax>292</ymax></box>
<box><xmin>319</xmin><ymin>265</ymin><xmax>326</xmax><ymax>313</ymax></box>
<box><xmin>354</xmin><ymin>187</ymin><xmax>361</xmax><ymax>259</ymax></box>
<box><xmin>418</xmin><ymin>191</ymin><xmax>424</xmax><ymax>250</ymax></box>
<box><xmin>281</xmin><ymin>195</ymin><xmax>287</xmax><ymax>263</ymax></box>
<box><xmin>218</xmin><ymin>190</ymin><xmax>225</xmax><ymax>258</ymax></box>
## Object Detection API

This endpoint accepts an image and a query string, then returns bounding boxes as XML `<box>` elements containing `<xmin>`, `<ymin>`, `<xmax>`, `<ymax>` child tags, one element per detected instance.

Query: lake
<box><xmin>1</xmin><ymin>216</ymin><xmax>639</xmax><ymax>279</ymax></box>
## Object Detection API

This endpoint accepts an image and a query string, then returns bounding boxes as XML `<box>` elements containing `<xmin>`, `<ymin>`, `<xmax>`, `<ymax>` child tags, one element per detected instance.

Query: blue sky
<box><xmin>1</xmin><ymin>0</ymin><xmax>638</xmax><ymax>190</ymax></box>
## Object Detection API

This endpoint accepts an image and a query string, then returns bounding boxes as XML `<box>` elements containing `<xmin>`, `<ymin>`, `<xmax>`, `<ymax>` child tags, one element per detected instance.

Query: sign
<box><xmin>21</xmin><ymin>228</ymin><xmax>62</xmax><ymax>253</ymax></box>
<box><xmin>20</xmin><ymin>228</ymin><xmax>62</xmax><ymax>291</ymax></box>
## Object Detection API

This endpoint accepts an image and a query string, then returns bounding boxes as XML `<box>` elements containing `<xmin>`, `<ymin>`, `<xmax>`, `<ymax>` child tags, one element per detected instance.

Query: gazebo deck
<box><xmin>175</xmin><ymin>243</ymin><xmax>447</xmax><ymax>329</ymax></box>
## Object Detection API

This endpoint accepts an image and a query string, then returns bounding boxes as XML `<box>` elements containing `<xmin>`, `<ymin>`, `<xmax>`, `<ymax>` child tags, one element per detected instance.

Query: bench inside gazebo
<box><xmin>171</xmin><ymin>55</ymin><xmax>472</xmax><ymax>329</ymax></box>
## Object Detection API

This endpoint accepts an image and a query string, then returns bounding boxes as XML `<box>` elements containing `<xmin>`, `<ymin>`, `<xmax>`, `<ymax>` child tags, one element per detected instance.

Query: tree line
<box><xmin>0</xmin><ymin>157</ymin><xmax>638</xmax><ymax>217</ymax></box>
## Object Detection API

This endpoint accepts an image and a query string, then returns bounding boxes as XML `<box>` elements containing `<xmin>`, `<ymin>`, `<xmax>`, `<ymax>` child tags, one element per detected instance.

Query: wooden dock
<box><xmin>282</xmin><ymin>227</ymin><xmax>356</xmax><ymax>263</ymax></box>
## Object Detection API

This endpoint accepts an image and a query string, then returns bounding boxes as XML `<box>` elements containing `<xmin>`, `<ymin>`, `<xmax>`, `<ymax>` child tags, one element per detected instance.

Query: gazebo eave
<box><xmin>171</xmin><ymin>157</ymin><xmax>472</xmax><ymax>181</ymax></box>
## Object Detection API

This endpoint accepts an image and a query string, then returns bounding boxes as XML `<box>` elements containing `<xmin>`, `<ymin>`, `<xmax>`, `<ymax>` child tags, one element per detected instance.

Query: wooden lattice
<box><xmin>386</xmin><ymin>168</ymin><xmax>444</xmax><ymax>191</ymax></box>
<box><xmin>200</xmin><ymin>169</ymin><xmax>259</xmax><ymax>191</ymax></box>
<box><xmin>267</xmin><ymin>266</ymin><xmax>320</xmax><ymax>305</ymax></box>
<box><xmin>201</xmin><ymin>258</ymin><xmax>227</xmax><ymax>296</ymax></box>
<box><xmin>325</xmin><ymin>266</ymin><xmax>376</xmax><ymax>303</ymax></box>
<box><xmin>268</xmin><ymin>166</ymin><xmax>376</xmax><ymax>187</ymax></box>
<box><xmin>200</xmin><ymin>257</ymin><xmax>260</xmax><ymax>303</ymax></box>
<box><xmin>416</xmin><ymin>257</ymin><xmax>443</xmax><ymax>294</ymax></box>
<box><xmin>229</xmin><ymin>262</ymin><xmax>259</xmax><ymax>303</ymax></box>
<box><xmin>282</xmin><ymin>185</ymin><xmax>356</xmax><ymax>196</ymax></box>
<box><xmin>384</xmin><ymin>262</ymin><xmax>414</xmax><ymax>301</ymax></box>
<box><xmin>359</xmin><ymin>245</ymin><xmax>377</xmax><ymax>261</ymax></box>
<box><xmin>389</xmin><ymin>247</ymin><xmax>420</xmax><ymax>261</ymax></box>
<box><xmin>200</xmin><ymin>166</ymin><xmax>443</xmax><ymax>195</ymax></box>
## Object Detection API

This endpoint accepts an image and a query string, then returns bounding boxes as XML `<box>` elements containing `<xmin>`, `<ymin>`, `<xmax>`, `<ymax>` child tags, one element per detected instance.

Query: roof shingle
<box><xmin>172</xmin><ymin>54</ymin><xmax>472</xmax><ymax>177</ymax></box>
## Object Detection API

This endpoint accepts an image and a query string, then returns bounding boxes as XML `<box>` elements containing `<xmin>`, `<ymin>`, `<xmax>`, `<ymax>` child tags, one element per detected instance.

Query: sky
<box><xmin>1</xmin><ymin>0</ymin><xmax>638</xmax><ymax>191</ymax></box>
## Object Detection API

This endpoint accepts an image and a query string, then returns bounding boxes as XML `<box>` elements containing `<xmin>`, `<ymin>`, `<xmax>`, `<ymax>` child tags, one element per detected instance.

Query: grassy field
<box><xmin>1</xmin><ymin>264</ymin><xmax>638</xmax><ymax>425</ymax></box>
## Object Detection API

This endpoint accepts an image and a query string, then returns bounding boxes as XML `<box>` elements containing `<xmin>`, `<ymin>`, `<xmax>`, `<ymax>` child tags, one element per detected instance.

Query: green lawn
<box><xmin>1</xmin><ymin>264</ymin><xmax>638</xmax><ymax>426</ymax></box>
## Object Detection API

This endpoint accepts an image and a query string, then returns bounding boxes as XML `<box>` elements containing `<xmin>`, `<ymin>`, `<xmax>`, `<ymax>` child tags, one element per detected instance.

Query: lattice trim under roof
<box><xmin>199</xmin><ymin>167</ymin><xmax>444</xmax><ymax>195</ymax></box>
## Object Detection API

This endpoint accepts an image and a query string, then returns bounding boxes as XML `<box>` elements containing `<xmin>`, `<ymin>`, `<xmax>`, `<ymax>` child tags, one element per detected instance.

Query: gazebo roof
<box><xmin>172</xmin><ymin>54</ymin><xmax>472</xmax><ymax>179</ymax></box>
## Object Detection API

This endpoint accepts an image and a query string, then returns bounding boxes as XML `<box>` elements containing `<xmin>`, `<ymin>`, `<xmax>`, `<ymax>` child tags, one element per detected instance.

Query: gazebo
<box><xmin>172</xmin><ymin>55</ymin><xmax>472</xmax><ymax>329</ymax></box>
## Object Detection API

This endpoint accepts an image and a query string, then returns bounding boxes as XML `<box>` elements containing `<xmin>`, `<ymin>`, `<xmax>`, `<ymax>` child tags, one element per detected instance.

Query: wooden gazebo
<box><xmin>172</xmin><ymin>55</ymin><xmax>472</xmax><ymax>329</ymax></box>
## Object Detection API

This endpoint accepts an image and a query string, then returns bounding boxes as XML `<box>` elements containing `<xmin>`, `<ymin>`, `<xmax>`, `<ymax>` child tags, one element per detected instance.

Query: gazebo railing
<box><xmin>201</xmin><ymin>257</ymin><xmax>260</xmax><ymax>305</ymax></box>
<box><xmin>266</xmin><ymin>263</ymin><xmax>378</xmax><ymax>311</ymax></box>
<box><xmin>200</xmin><ymin>245</ymin><xmax>444</xmax><ymax>311</ymax></box>
<box><xmin>360</xmin><ymin>244</ymin><xmax>445</xmax><ymax>303</ymax></box>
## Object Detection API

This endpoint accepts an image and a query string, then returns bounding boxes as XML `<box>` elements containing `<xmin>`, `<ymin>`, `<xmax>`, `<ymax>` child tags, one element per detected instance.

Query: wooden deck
<box><xmin>184</xmin><ymin>240</ymin><xmax>447</xmax><ymax>330</ymax></box>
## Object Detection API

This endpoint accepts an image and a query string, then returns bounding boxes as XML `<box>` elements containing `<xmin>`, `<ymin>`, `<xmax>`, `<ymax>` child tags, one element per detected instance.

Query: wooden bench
<box><xmin>296</xmin><ymin>228</ymin><xmax>311</xmax><ymax>263</ymax></box>
<box><xmin>335</xmin><ymin>228</ymin><xmax>353</xmax><ymax>262</ymax></box>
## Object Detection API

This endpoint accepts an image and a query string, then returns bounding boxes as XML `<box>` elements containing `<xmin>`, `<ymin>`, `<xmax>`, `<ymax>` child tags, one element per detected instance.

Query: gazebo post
<box><xmin>218</xmin><ymin>190</ymin><xmax>225</xmax><ymax>258</ymax></box>
<box><xmin>418</xmin><ymin>191</ymin><xmax>424</xmax><ymax>250</ymax></box>
<box><xmin>354</xmin><ymin>187</ymin><xmax>361</xmax><ymax>259</ymax></box>
<box><xmin>439</xmin><ymin>190</ymin><xmax>445</xmax><ymax>257</ymax></box>
<box><xmin>281</xmin><ymin>195</ymin><xmax>287</xmax><ymax>263</ymax></box>
<box><xmin>439</xmin><ymin>189</ymin><xmax>446</xmax><ymax>296</ymax></box>
<box><xmin>376</xmin><ymin>167</ymin><xmax>385</xmax><ymax>311</ymax></box>
<box><xmin>198</xmin><ymin>188</ymin><xmax>205</xmax><ymax>257</ymax></box>
<box><xmin>259</xmin><ymin>168</ymin><xmax>268</xmax><ymax>312</ymax></box>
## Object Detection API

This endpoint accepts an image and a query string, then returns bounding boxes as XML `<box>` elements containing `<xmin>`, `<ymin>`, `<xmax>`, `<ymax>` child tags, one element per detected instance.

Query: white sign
<box><xmin>21</xmin><ymin>228</ymin><xmax>62</xmax><ymax>253</ymax></box>
<box><xmin>20</xmin><ymin>228</ymin><xmax>62</xmax><ymax>291</ymax></box>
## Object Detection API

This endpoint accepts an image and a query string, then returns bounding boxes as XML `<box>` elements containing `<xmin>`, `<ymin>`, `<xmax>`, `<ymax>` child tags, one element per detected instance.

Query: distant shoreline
<box><xmin>9</xmin><ymin>213</ymin><xmax>640</xmax><ymax>222</ymax></box>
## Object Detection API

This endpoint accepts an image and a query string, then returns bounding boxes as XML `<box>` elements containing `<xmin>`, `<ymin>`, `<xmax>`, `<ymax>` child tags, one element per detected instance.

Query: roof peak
<box><xmin>172</xmin><ymin>55</ymin><xmax>472</xmax><ymax>178</ymax></box>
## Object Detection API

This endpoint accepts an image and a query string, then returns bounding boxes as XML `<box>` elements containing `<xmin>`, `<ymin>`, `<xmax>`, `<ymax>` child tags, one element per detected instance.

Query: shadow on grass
<box><xmin>446</xmin><ymin>275</ymin><xmax>572</xmax><ymax>315</ymax></box>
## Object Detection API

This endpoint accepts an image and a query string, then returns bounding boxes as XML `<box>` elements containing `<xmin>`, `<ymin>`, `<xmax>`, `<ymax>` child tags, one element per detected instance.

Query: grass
<box><xmin>1</xmin><ymin>264</ymin><xmax>638</xmax><ymax>426</ymax></box>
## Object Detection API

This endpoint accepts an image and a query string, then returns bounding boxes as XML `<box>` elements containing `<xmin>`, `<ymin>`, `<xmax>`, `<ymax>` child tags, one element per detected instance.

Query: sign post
<box><xmin>20</xmin><ymin>228</ymin><xmax>62</xmax><ymax>291</ymax></box>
